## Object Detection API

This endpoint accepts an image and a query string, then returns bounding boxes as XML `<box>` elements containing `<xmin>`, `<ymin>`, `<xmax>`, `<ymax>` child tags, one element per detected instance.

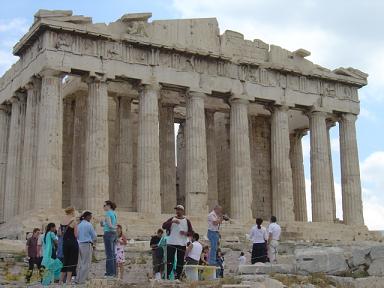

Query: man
<box><xmin>25</xmin><ymin>228</ymin><xmax>42</xmax><ymax>283</ymax></box>
<box><xmin>76</xmin><ymin>211</ymin><xmax>97</xmax><ymax>284</ymax></box>
<box><xmin>207</xmin><ymin>205</ymin><xmax>223</xmax><ymax>265</ymax></box>
<box><xmin>162</xmin><ymin>205</ymin><xmax>193</xmax><ymax>280</ymax></box>
<box><xmin>185</xmin><ymin>233</ymin><xmax>203</xmax><ymax>265</ymax></box>
<box><xmin>267</xmin><ymin>216</ymin><xmax>281</xmax><ymax>263</ymax></box>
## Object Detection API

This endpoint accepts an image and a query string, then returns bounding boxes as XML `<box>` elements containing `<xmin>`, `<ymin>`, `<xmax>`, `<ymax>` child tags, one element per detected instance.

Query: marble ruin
<box><xmin>0</xmin><ymin>10</ymin><xmax>370</xmax><ymax>238</ymax></box>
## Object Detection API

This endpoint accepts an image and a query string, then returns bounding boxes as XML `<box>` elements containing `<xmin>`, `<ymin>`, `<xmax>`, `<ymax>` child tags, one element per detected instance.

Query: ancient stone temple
<box><xmin>0</xmin><ymin>10</ymin><xmax>370</xmax><ymax>239</ymax></box>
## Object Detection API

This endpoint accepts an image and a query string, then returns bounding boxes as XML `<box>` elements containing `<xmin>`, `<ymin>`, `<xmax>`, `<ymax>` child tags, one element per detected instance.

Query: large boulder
<box><xmin>295</xmin><ymin>247</ymin><xmax>348</xmax><ymax>275</ymax></box>
<box><xmin>238</xmin><ymin>263</ymin><xmax>294</xmax><ymax>274</ymax></box>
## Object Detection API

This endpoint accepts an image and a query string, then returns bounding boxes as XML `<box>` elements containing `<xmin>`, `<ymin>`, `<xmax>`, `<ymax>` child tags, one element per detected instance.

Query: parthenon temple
<box><xmin>0</xmin><ymin>10</ymin><xmax>370</xmax><ymax>238</ymax></box>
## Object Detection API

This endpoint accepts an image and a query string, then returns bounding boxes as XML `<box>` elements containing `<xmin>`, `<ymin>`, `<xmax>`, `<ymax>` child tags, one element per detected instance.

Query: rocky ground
<box><xmin>1</xmin><ymin>237</ymin><xmax>384</xmax><ymax>287</ymax></box>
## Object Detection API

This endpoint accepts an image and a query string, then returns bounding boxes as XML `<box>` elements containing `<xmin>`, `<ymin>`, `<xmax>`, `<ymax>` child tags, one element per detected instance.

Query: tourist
<box><xmin>41</xmin><ymin>223</ymin><xmax>62</xmax><ymax>286</ymax></box>
<box><xmin>207</xmin><ymin>205</ymin><xmax>223</xmax><ymax>265</ymax></box>
<box><xmin>25</xmin><ymin>228</ymin><xmax>42</xmax><ymax>284</ymax></box>
<box><xmin>76</xmin><ymin>211</ymin><xmax>97</xmax><ymax>284</ymax></box>
<box><xmin>238</xmin><ymin>252</ymin><xmax>246</xmax><ymax>265</ymax></box>
<box><xmin>58</xmin><ymin>207</ymin><xmax>79</xmax><ymax>284</ymax></box>
<box><xmin>150</xmin><ymin>228</ymin><xmax>164</xmax><ymax>279</ymax></box>
<box><xmin>199</xmin><ymin>245</ymin><xmax>210</xmax><ymax>266</ymax></box>
<box><xmin>115</xmin><ymin>224</ymin><xmax>127</xmax><ymax>280</ymax></box>
<box><xmin>267</xmin><ymin>216</ymin><xmax>281</xmax><ymax>263</ymax></box>
<box><xmin>185</xmin><ymin>232</ymin><xmax>203</xmax><ymax>265</ymax></box>
<box><xmin>249</xmin><ymin>218</ymin><xmax>268</xmax><ymax>264</ymax></box>
<box><xmin>216</xmin><ymin>248</ymin><xmax>225</xmax><ymax>278</ymax></box>
<box><xmin>162</xmin><ymin>205</ymin><xmax>193</xmax><ymax>280</ymax></box>
<box><xmin>100</xmin><ymin>200</ymin><xmax>117</xmax><ymax>277</ymax></box>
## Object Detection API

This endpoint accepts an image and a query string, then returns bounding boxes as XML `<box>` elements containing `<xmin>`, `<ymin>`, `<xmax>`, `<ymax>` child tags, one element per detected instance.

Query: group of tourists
<box><xmin>25</xmin><ymin>201</ymin><xmax>281</xmax><ymax>284</ymax></box>
<box><xmin>149</xmin><ymin>204</ymin><xmax>280</xmax><ymax>280</ymax></box>
<box><xmin>25</xmin><ymin>200</ymin><xmax>124</xmax><ymax>285</ymax></box>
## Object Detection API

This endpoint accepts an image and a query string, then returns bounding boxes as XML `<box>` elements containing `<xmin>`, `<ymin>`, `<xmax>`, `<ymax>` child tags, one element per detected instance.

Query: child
<box><xmin>150</xmin><ymin>229</ymin><xmax>164</xmax><ymax>279</ymax></box>
<box><xmin>216</xmin><ymin>248</ymin><xmax>224</xmax><ymax>278</ymax></box>
<box><xmin>199</xmin><ymin>245</ymin><xmax>209</xmax><ymax>266</ymax></box>
<box><xmin>185</xmin><ymin>233</ymin><xmax>203</xmax><ymax>265</ymax></box>
<box><xmin>238</xmin><ymin>252</ymin><xmax>246</xmax><ymax>265</ymax></box>
<box><xmin>115</xmin><ymin>224</ymin><xmax>127</xmax><ymax>280</ymax></box>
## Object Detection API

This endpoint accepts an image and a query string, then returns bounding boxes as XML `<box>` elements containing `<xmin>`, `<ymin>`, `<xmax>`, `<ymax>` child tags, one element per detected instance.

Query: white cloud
<box><xmin>0</xmin><ymin>18</ymin><xmax>28</xmax><ymax>34</ymax></box>
<box><xmin>361</xmin><ymin>151</ymin><xmax>384</xmax><ymax>197</ymax></box>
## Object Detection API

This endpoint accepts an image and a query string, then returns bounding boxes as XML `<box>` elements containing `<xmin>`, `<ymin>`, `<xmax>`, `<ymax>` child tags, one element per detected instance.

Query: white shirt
<box><xmin>268</xmin><ymin>223</ymin><xmax>281</xmax><ymax>241</ymax></box>
<box><xmin>249</xmin><ymin>225</ymin><xmax>268</xmax><ymax>244</ymax></box>
<box><xmin>238</xmin><ymin>255</ymin><xmax>246</xmax><ymax>265</ymax></box>
<box><xmin>187</xmin><ymin>241</ymin><xmax>203</xmax><ymax>261</ymax></box>
<box><xmin>167</xmin><ymin>217</ymin><xmax>189</xmax><ymax>246</ymax></box>
<box><xmin>208</xmin><ymin>211</ymin><xmax>219</xmax><ymax>231</ymax></box>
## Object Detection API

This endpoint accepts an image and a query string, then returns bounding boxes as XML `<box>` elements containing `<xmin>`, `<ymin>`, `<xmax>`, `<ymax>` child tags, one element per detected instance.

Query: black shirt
<box><xmin>150</xmin><ymin>235</ymin><xmax>161</xmax><ymax>250</ymax></box>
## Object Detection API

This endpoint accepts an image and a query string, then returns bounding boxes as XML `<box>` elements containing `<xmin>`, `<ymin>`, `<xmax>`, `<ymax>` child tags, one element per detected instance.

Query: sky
<box><xmin>0</xmin><ymin>0</ymin><xmax>383</xmax><ymax>230</ymax></box>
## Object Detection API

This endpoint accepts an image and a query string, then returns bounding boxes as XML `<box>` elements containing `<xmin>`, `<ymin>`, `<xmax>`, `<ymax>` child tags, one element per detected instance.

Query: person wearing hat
<box><xmin>162</xmin><ymin>205</ymin><xmax>194</xmax><ymax>280</ymax></box>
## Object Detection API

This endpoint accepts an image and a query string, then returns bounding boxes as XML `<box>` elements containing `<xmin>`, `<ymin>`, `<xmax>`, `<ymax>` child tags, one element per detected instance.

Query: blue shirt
<box><xmin>103</xmin><ymin>210</ymin><xmax>117</xmax><ymax>232</ymax></box>
<box><xmin>77</xmin><ymin>220</ymin><xmax>97</xmax><ymax>243</ymax></box>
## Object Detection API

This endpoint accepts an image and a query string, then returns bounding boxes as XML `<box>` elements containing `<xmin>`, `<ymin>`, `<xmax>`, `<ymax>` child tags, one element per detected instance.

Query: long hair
<box><xmin>44</xmin><ymin>222</ymin><xmax>56</xmax><ymax>244</ymax></box>
<box><xmin>117</xmin><ymin>224</ymin><xmax>123</xmax><ymax>238</ymax></box>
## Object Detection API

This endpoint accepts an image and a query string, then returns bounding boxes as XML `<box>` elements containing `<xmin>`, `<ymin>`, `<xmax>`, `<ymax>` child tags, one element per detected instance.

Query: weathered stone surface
<box><xmin>238</xmin><ymin>263</ymin><xmax>294</xmax><ymax>275</ymax></box>
<box><xmin>295</xmin><ymin>247</ymin><xmax>348</xmax><ymax>275</ymax></box>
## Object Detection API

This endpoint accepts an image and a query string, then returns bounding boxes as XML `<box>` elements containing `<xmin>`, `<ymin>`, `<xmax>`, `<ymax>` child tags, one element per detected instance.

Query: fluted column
<box><xmin>116</xmin><ymin>96</ymin><xmax>134</xmax><ymax>211</ymax></box>
<box><xmin>20</xmin><ymin>79</ymin><xmax>40</xmax><ymax>212</ymax></box>
<box><xmin>4</xmin><ymin>94</ymin><xmax>26</xmax><ymax>220</ymax></box>
<box><xmin>185</xmin><ymin>92</ymin><xmax>208</xmax><ymax>215</ymax></box>
<box><xmin>0</xmin><ymin>104</ymin><xmax>11</xmax><ymax>222</ymax></box>
<box><xmin>205</xmin><ymin>109</ymin><xmax>218</xmax><ymax>209</ymax></box>
<box><xmin>309</xmin><ymin>111</ymin><xmax>333</xmax><ymax>222</ymax></box>
<box><xmin>159</xmin><ymin>103</ymin><xmax>176</xmax><ymax>213</ymax></box>
<box><xmin>137</xmin><ymin>84</ymin><xmax>161</xmax><ymax>214</ymax></box>
<box><xmin>35</xmin><ymin>72</ymin><xmax>63</xmax><ymax>209</ymax></box>
<box><xmin>70</xmin><ymin>94</ymin><xmax>87</xmax><ymax>210</ymax></box>
<box><xmin>230</xmin><ymin>98</ymin><xmax>253</xmax><ymax>220</ymax></box>
<box><xmin>176</xmin><ymin>122</ymin><xmax>186</xmax><ymax>206</ymax></box>
<box><xmin>290</xmin><ymin>129</ymin><xmax>308</xmax><ymax>222</ymax></box>
<box><xmin>84</xmin><ymin>77</ymin><xmax>109</xmax><ymax>211</ymax></box>
<box><xmin>339</xmin><ymin>113</ymin><xmax>364</xmax><ymax>225</ymax></box>
<box><xmin>326</xmin><ymin>120</ymin><xmax>336</xmax><ymax>220</ymax></box>
<box><xmin>271</xmin><ymin>105</ymin><xmax>295</xmax><ymax>222</ymax></box>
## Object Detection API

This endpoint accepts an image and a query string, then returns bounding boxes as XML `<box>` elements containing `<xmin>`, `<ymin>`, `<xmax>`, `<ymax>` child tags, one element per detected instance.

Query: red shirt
<box><xmin>26</xmin><ymin>236</ymin><xmax>39</xmax><ymax>258</ymax></box>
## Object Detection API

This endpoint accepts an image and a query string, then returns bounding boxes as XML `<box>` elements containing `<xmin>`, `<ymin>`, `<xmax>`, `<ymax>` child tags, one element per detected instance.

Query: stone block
<box><xmin>368</xmin><ymin>259</ymin><xmax>384</xmax><ymax>277</ymax></box>
<box><xmin>238</xmin><ymin>263</ymin><xmax>294</xmax><ymax>275</ymax></box>
<box><xmin>295</xmin><ymin>247</ymin><xmax>348</xmax><ymax>275</ymax></box>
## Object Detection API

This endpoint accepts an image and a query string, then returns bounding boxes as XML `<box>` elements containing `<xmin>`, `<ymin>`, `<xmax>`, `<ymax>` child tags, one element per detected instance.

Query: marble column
<box><xmin>205</xmin><ymin>109</ymin><xmax>218</xmax><ymax>210</ymax></box>
<box><xmin>0</xmin><ymin>105</ymin><xmax>10</xmax><ymax>222</ymax></box>
<box><xmin>185</xmin><ymin>92</ymin><xmax>208</xmax><ymax>215</ymax></box>
<box><xmin>84</xmin><ymin>77</ymin><xmax>109</xmax><ymax>212</ymax></box>
<box><xmin>271</xmin><ymin>105</ymin><xmax>295</xmax><ymax>222</ymax></box>
<box><xmin>326</xmin><ymin>121</ymin><xmax>336</xmax><ymax>220</ymax></box>
<box><xmin>230</xmin><ymin>98</ymin><xmax>253</xmax><ymax>220</ymax></box>
<box><xmin>137</xmin><ymin>84</ymin><xmax>161</xmax><ymax>214</ymax></box>
<box><xmin>309</xmin><ymin>111</ymin><xmax>333</xmax><ymax>222</ymax></box>
<box><xmin>35</xmin><ymin>72</ymin><xmax>63</xmax><ymax>209</ymax></box>
<box><xmin>71</xmin><ymin>94</ymin><xmax>87</xmax><ymax>210</ymax></box>
<box><xmin>20</xmin><ymin>80</ymin><xmax>40</xmax><ymax>212</ymax></box>
<box><xmin>159</xmin><ymin>103</ymin><xmax>176</xmax><ymax>213</ymax></box>
<box><xmin>116</xmin><ymin>96</ymin><xmax>134</xmax><ymax>211</ymax></box>
<box><xmin>290</xmin><ymin>129</ymin><xmax>308</xmax><ymax>222</ymax></box>
<box><xmin>176</xmin><ymin>122</ymin><xmax>186</xmax><ymax>207</ymax></box>
<box><xmin>339</xmin><ymin>113</ymin><xmax>364</xmax><ymax>225</ymax></box>
<box><xmin>4</xmin><ymin>94</ymin><xmax>26</xmax><ymax>220</ymax></box>
<box><xmin>62</xmin><ymin>98</ymin><xmax>74</xmax><ymax>208</ymax></box>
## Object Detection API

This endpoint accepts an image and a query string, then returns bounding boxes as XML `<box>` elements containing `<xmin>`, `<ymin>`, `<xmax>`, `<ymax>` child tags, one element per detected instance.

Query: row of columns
<box><xmin>0</xmin><ymin>73</ymin><xmax>364</xmax><ymax>225</ymax></box>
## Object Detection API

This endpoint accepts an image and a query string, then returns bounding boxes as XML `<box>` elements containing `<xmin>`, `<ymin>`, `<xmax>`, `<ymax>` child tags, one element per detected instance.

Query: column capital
<box><xmin>82</xmin><ymin>74</ymin><xmax>108</xmax><ymax>84</ymax></box>
<box><xmin>340</xmin><ymin>113</ymin><xmax>357</xmax><ymax>123</ymax></box>
<box><xmin>265</xmin><ymin>103</ymin><xmax>290</xmax><ymax>113</ymax></box>
<box><xmin>38</xmin><ymin>69</ymin><xmax>62</xmax><ymax>78</ymax></box>
<box><xmin>326</xmin><ymin>119</ymin><xmax>336</xmax><ymax>129</ymax></box>
<box><xmin>292</xmin><ymin>128</ymin><xmax>308</xmax><ymax>139</ymax></box>
<box><xmin>188</xmin><ymin>91</ymin><xmax>206</xmax><ymax>99</ymax></box>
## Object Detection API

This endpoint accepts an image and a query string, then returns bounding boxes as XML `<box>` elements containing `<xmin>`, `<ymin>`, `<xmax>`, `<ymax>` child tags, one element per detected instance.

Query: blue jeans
<box><xmin>207</xmin><ymin>230</ymin><xmax>219</xmax><ymax>265</ymax></box>
<box><xmin>103</xmin><ymin>231</ymin><xmax>117</xmax><ymax>276</ymax></box>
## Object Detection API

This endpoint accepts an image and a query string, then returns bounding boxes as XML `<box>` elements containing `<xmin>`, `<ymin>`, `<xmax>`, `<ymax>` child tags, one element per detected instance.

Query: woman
<box><xmin>249</xmin><ymin>218</ymin><xmax>268</xmax><ymax>264</ymax></box>
<box><xmin>59</xmin><ymin>207</ymin><xmax>79</xmax><ymax>284</ymax></box>
<box><xmin>101</xmin><ymin>200</ymin><xmax>117</xmax><ymax>277</ymax></box>
<box><xmin>115</xmin><ymin>224</ymin><xmax>127</xmax><ymax>279</ymax></box>
<box><xmin>41</xmin><ymin>223</ymin><xmax>63</xmax><ymax>286</ymax></box>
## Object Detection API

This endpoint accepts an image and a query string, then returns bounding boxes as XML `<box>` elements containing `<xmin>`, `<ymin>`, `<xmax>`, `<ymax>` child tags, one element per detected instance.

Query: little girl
<box><xmin>115</xmin><ymin>224</ymin><xmax>127</xmax><ymax>279</ymax></box>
